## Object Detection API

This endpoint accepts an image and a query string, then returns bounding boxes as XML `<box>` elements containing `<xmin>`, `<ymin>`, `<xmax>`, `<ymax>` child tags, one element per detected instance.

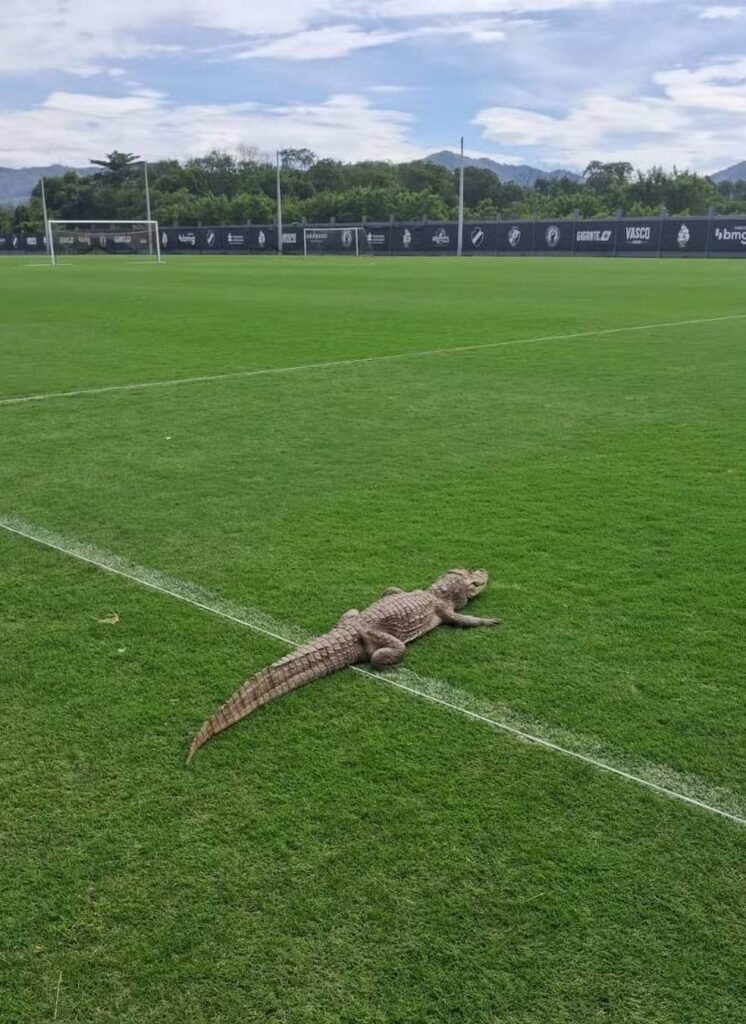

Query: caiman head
<box><xmin>430</xmin><ymin>568</ymin><xmax>489</xmax><ymax>608</ymax></box>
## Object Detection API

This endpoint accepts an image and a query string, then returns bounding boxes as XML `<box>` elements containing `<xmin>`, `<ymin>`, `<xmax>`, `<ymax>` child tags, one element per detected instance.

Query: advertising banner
<box><xmin>200</xmin><ymin>226</ymin><xmax>223</xmax><ymax>252</ymax></box>
<box><xmin>615</xmin><ymin>219</ymin><xmax>661</xmax><ymax>254</ymax></box>
<box><xmin>390</xmin><ymin>223</ymin><xmax>427</xmax><ymax>254</ymax></box>
<box><xmin>279</xmin><ymin>227</ymin><xmax>303</xmax><ymax>254</ymax></box>
<box><xmin>22</xmin><ymin>233</ymin><xmax>46</xmax><ymax>253</ymax></box>
<box><xmin>0</xmin><ymin>234</ymin><xmax>11</xmax><ymax>252</ymax></box>
<box><xmin>572</xmin><ymin>220</ymin><xmax>616</xmax><ymax>254</ymax></box>
<box><xmin>362</xmin><ymin>224</ymin><xmax>391</xmax><ymax>253</ymax></box>
<box><xmin>533</xmin><ymin>221</ymin><xmax>573</xmax><ymax>253</ymax></box>
<box><xmin>463</xmin><ymin>222</ymin><xmax>497</xmax><ymax>255</ymax></box>
<box><xmin>223</xmin><ymin>227</ymin><xmax>249</xmax><ymax>252</ymax></box>
<box><xmin>423</xmin><ymin>222</ymin><xmax>459</xmax><ymax>254</ymax></box>
<box><xmin>707</xmin><ymin>218</ymin><xmax>746</xmax><ymax>255</ymax></box>
<box><xmin>160</xmin><ymin>227</ymin><xmax>201</xmax><ymax>252</ymax></box>
<box><xmin>497</xmin><ymin>221</ymin><xmax>533</xmax><ymax>254</ymax></box>
<box><xmin>246</xmin><ymin>226</ymin><xmax>276</xmax><ymax>253</ymax></box>
<box><xmin>659</xmin><ymin>219</ymin><xmax>707</xmax><ymax>254</ymax></box>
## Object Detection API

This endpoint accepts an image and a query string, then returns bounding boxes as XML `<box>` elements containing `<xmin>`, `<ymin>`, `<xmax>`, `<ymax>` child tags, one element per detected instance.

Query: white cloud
<box><xmin>474</xmin><ymin>57</ymin><xmax>746</xmax><ymax>170</ymax></box>
<box><xmin>697</xmin><ymin>5</ymin><xmax>744</xmax><ymax>17</ymax></box>
<box><xmin>0</xmin><ymin>0</ymin><xmax>653</xmax><ymax>74</ymax></box>
<box><xmin>0</xmin><ymin>89</ymin><xmax>420</xmax><ymax>167</ymax></box>
<box><xmin>233</xmin><ymin>25</ymin><xmax>409</xmax><ymax>61</ymax></box>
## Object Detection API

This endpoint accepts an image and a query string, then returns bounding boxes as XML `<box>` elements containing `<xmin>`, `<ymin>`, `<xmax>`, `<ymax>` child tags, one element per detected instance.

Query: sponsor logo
<box><xmin>26</xmin><ymin>236</ymin><xmax>38</xmax><ymax>246</ymax></box>
<box><xmin>677</xmin><ymin>224</ymin><xmax>690</xmax><ymax>249</ymax></box>
<box><xmin>714</xmin><ymin>225</ymin><xmax>746</xmax><ymax>245</ymax></box>
<box><xmin>12</xmin><ymin>235</ymin><xmax>18</xmax><ymax>248</ymax></box>
<box><xmin>341</xmin><ymin>229</ymin><xmax>353</xmax><ymax>248</ymax></box>
<box><xmin>366</xmin><ymin>231</ymin><xmax>386</xmax><ymax>246</ymax></box>
<box><xmin>545</xmin><ymin>224</ymin><xmax>561</xmax><ymax>248</ymax></box>
<box><xmin>306</xmin><ymin>230</ymin><xmax>328</xmax><ymax>242</ymax></box>
<box><xmin>507</xmin><ymin>226</ymin><xmax>521</xmax><ymax>248</ymax></box>
<box><xmin>402</xmin><ymin>228</ymin><xmax>412</xmax><ymax>248</ymax></box>
<box><xmin>178</xmin><ymin>232</ymin><xmax>196</xmax><ymax>246</ymax></box>
<box><xmin>432</xmin><ymin>227</ymin><xmax>450</xmax><ymax>246</ymax></box>
<box><xmin>258</xmin><ymin>230</ymin><xmax>266</xmax><ymax>248</ymax></box>
<box><xmin>576</xmin><ymin>229</ymin><xmax>612</xmax><ymax>243</ymax></box>
<box><xmin>282</xmin><ymin>232</ymin><xmax>297</xmax><ymax>245</ymax></box>
<box><xmin>59</xmin><ymin>235</ymin><xmax>74</xmax><ymax>245</ymax></box>
<box><xmin>0</xmin><ymin>237</ymin><xmax>6</xmax><ymax>246</ymax></box>
<box><xmin>113</xmin><ymin>234</ymin><xmax>132</xmax><ymax>244</ymax></box>
<box><xmin>161</xmin><ymin>231</ymin><xmax>168</xmax><ymax>247</ymax></box>
<box><xmin>206</xmin><ymin>230</ymin><xmax>216</xmax><ymax>248</ymax></box>
<box><xmin>470</xmin><ymin>226</ymin><xmax>485</xmax><ymax>248</ymax></box>
<box><xmin>625</xmin><ymin>226</ymin><xmax>651</xmax><ymax>244</ymax></box>
<box><xmin>78</xmin><ymin>234</ymin><xmax>90</xmax><ymax>245</ymax></box>
<box><xmin>99</xmin><ymin>235</ymin><xmax>108</xmax><ymax>246</ymax></box>
<box><xmin>227</xmin><ymin>231</ymin><xmax>244</xmax><ymax>245</ymax></box>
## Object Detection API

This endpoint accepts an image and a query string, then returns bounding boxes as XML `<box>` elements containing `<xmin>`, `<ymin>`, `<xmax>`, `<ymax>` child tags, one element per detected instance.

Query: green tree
<box><xmin>89</xmin><ymin>151</ymin><xmax>141</xmax><ymax>183</ymax></box>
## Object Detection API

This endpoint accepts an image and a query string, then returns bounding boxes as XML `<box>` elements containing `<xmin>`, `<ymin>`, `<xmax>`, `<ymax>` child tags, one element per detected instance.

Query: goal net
<box><xmin>302</xmin><ymin>226</ymin><xmax>374</xmax><ymax>256</ymax></box>
<box><xmin>48</xmin><ymin>221</ymin><xmax>162</xmax><ymax>264</ymax></box>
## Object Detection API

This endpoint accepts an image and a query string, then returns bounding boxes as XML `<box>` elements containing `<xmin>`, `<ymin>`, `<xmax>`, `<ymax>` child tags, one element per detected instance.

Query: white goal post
<box><xmin>302</xmin><ymin>226</ymin><xmax>373</xmax><ymax>256</ymax></box>
<box><xmin>48</xmin><ymin>220</ymin><xmax>162</xmax><ymax>265</ymax></box>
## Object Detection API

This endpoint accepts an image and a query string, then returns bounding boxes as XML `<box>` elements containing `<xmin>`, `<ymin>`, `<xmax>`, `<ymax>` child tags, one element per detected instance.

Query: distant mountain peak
<box><xmin>710</xmin><ymin>161</ymin><xmax>746</xmax><ymax>183</ymax></box>
<box><xmin>0</xmin><ymin>163</ymin><xmax>97</xmax><ymax>206</ymax></box>
<box><xmin>424</xmin><ymin>150</ymin><xmax>581</xmax><ymax>185</ymax></box>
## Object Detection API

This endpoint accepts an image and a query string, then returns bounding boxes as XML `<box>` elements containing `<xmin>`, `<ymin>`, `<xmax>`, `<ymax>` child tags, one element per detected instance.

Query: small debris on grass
<box><xmin>96</xmin><ymin>612</ymin><xmax>119</xmax><ymax>625</ymax></box>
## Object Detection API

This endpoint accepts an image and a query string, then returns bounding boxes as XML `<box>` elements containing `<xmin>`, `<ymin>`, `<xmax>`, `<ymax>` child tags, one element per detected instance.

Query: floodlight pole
<box><xmin>457</xmin><ymin>135</ymin><xmax>465</xmax><ymax>257</ymax></box>
<box><xmin>143</xmin><ymin>161</ymin><xmax>153</xmax><ymax>257</ymax></box>
<box><xmin>276</xmin><ymin>149</ymin><xmax>283</xmax><ymax>254</ymax></box>
<box><xmin>40</xmin><ymin>176</ymin><xmax>54</xmax><ymax>265</ymax></box>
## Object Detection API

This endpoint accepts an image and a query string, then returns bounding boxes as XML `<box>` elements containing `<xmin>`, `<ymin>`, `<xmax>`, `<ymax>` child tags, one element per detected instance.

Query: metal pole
<box><xmin>40</xmin><ymin>176</ymin><xmax>54</xmax><ymax>265</ymax></box>
<box><xmin>457</xmin><ymin>136</ymin><xmax>465</xmax><ymax>257</ymax></box>
<box><xmin>276</xmin><ymin>150</ymin><xmax>283</xmax><ymax>254</ymax></box>
<box><xmin>143</xmin><ymin>161</ymin><xmax>153</xmax><ymax>258</ymax></box>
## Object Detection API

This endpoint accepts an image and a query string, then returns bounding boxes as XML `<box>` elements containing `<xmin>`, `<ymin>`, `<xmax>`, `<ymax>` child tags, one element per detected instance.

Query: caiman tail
<box><xmin>186</xmin><ymin>627</ymin><xmax>362</xmax><ymax>762</ymax></box>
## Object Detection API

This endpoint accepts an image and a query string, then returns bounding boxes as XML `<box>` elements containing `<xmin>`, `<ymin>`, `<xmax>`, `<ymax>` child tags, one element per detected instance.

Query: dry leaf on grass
<box><xmin>96</xmin><ymin>612</ymin><xmax>119</xmax><ymax>625</ymax></box>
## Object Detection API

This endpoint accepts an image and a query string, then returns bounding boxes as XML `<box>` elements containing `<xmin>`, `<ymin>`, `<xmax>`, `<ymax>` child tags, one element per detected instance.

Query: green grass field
<box><xmin>1</xmin><ymin>254</ymin><xmax>745</xmax><ymax>1023</ymax></box>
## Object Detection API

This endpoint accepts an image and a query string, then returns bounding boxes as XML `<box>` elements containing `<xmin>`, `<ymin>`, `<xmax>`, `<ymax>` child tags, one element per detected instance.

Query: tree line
<box><xmin>3</xmin><ymin>149</ymin><xmax>746</xmax><ymax>233</ymax></box>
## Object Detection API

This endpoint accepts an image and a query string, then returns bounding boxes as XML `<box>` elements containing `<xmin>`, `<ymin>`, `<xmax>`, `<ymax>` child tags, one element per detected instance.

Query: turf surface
<box><xmin>1</xmin><ymin>255</ymin><xmax>745</xmax><ymax>1022</ymax></box>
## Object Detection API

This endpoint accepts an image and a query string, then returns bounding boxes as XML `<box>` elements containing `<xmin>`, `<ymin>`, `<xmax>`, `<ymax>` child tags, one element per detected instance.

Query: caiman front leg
<box><xmin>357</xmin><ymin>627</ymin><xmax>407</xmax><ymax>669</ymax></box>
<box><xmin>440</xmin><ymin>607</ymin><xmax>502</xmax><ymax>628</ymax></box>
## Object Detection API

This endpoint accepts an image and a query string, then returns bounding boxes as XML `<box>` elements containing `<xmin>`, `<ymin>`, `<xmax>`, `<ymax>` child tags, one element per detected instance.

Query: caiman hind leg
<box><xmin>357</xmin><ymin>627</ymin><xmax>407</xmax><ymax>669</ymax></box>
<box><xmin>336</xmin><ymin>609</ymin><xmax>360</xmax><ymax>626</ymax></box>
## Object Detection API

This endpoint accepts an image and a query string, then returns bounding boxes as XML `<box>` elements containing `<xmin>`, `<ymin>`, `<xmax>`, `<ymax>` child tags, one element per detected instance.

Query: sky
<box><xmin>1</xmin><ymin>0</ymin><xmax>745</xmax><ymax>173</ymax></box>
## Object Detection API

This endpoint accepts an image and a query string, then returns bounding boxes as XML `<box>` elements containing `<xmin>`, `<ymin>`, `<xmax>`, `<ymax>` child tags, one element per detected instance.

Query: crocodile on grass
<box><xmin>187</xmin><ymin>568</ymin><xmax>500</xmax><ymax>762</ymax></box>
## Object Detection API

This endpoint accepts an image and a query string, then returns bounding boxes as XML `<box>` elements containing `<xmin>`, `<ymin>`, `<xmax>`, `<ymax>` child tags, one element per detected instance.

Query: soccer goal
<box><xmin>48</xmin><ymin>220</ymin><xmax>162</xmax><ymax>265</ymax></box>
<box><xmin>302</xmin><ymin>226</ymin><xmax>373</xmax><ymax>256</ymax></box>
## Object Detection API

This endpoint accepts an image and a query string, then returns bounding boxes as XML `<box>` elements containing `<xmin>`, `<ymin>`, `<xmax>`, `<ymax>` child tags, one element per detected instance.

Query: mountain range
<box><xmin>2</xmin><ymin>156</ymin><xmax>746</xmax><ymax>205</ymax></box>
<box><xmin>709</xmin><ymin>161</ymin><xmax>746</xmax><ymax>184</ymax></box>
<box><xmin>0</xmin><ymin>164</ymin><xmax>96</xmax><ymax>205</ymax></box>
<box><xmin>424</xmin><ymin>149</ymin><xmax>582</xmax><ymax>185</ymax></box>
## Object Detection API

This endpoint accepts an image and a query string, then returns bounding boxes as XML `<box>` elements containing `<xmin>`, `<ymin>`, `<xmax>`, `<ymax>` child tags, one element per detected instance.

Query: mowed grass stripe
<box><xmin>1</xmin><ymin>311</ymin><xmax>745</xmax><ymax>406</ymax></box>
<box><xmin>2</xmin><ymin>513</ymin><xmax>743</xmax><ymax>825</ymax></box>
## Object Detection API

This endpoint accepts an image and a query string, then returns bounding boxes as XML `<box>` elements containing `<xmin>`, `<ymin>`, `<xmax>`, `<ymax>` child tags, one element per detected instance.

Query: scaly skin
<box><xmin>186</xmin><ymin>568</ymin><xmax>500</xmax><ymax>762</ymax></box>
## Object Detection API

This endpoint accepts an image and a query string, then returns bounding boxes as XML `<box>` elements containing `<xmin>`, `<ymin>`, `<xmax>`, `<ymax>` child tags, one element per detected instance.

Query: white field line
<box><xmin>1</xmin><ymin>312</ymin><xmax>744</xmax><ymax>407</ymax></box>
<box><xmin>1</xmin><ymin>512</ymin><xmax>744</xmax><ymax>827</ymax></box>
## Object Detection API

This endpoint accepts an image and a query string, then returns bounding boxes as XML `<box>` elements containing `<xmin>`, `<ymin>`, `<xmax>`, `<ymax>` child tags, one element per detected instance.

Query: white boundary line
<box><xmin>1</xmin><ymin>313</ymin><xmax>744</xmax><ymax>407</ymax></box>
<box><xmin>1</xmin><ymin>513</ymin><xmax>743</xmax><ymax>827</ymax></box>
